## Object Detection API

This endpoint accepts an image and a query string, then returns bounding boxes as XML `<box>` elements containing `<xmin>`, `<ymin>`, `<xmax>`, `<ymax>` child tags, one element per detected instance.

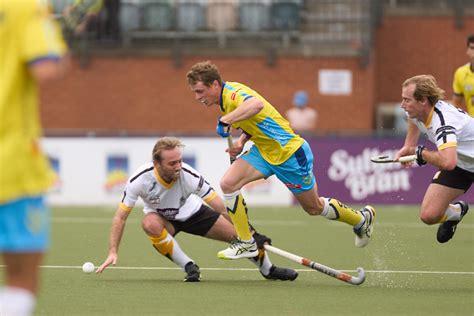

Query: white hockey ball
<box><xmin>82</xmin><ymin>262</ymin><xmax>95</xmax><ymax>274</ymax></box>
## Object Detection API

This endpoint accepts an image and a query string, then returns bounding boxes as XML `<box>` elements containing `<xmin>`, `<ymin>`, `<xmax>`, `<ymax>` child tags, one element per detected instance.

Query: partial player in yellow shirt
<box><xmin>452</xmin><ymin>34</ymin><xmax>474</xmax><ymax>117</ymax></box>
<box><xmin>61</xmin><ymin>0</ymin><xmax>104</xmax><ymax>35</ymax></box>
<box><xmin>0</xmin><ymin>0</ymin><xmax>68</xmax><ymax>315</ymax></box>
<box><xmin>187</xmin><ymin>61</ymin><xmax>376</xmax><ymax>260</ymax></box>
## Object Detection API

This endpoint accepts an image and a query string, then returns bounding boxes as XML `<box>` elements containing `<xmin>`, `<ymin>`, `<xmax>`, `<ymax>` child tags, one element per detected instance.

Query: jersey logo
<box><xmin>155</xmin><ymin>208</ymin><xmax>179</xmax><ymax>219</ymax></box>
<box><xmin>231</xmin><ymin>93</ymin><xmax>236</xmax><ymax>100</ymax></box>
<box><xmin>284</xmin><ymin>183</ymin><xmax>302</xmax><ymax>189</ymax></box>
<box><xmin>149</xmin><ymin>195</ymin><xmax>160</xmax><ymax>205</ymax></box>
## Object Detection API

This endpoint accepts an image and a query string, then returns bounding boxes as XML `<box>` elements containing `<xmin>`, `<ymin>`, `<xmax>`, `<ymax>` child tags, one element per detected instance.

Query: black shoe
<box><xmin>184</xmin><ymin>262</ymin><xmax>201</xmax><ymax>282</ymax></box>
<box><xmin>437</xmin><ymin>201</ymin><xmax>469</xmax><ymax>243</ymax></box>
<box><xmin>262</xmin><ymin>265</ymin><xmax>298</xmax><ymax>281</ymax></box>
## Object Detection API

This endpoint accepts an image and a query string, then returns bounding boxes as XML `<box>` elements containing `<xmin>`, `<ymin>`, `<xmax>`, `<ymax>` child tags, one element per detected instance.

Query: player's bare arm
<box><xmin>96</xmin><ymin>207</ymin><xmax>130</xmax><ymax>273</ymax></box>
<box><xmin>418</xmin><ymin>146</ymin><xmax>458</xmax><ymax>170</ymax></box>
<box><xmin>220</xmin><ymin>97</ymin><xmax>264</xmax><ymax>124</ymax></box>
<box><xmin>30</xmin><ymin>58</ymin><xmax>70</xmax><ymax>83</ymax></box>
<box><xmin>403</xmin><ymin>121</ymin><xmax>421</xmax><ymax>148</ymax></box>
<box><xmin>206</xmin><ymin>195</ymin><xmax>228</xmax><ymax>217</ymax></box>
<box><xmin>395</xmin><ymin>121</ymin><xmax>420</xmax><ymax>163</ymax></box>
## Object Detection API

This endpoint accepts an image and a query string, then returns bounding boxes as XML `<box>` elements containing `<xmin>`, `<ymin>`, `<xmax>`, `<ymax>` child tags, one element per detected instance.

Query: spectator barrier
<box><xmin>42</xmin><ymin>136</ymin><xmax>473</xmax><ymax>206</ymax></box>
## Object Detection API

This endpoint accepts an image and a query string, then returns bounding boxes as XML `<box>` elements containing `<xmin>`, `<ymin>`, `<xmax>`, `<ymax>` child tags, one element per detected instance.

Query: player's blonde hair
<box><xmin>186</xmin><ymin>61</ymin><xmax>222</xmax><ymax>86</ymax></box>
<box><xmin>152</xmin><ymin>137</ymin><xmax>184</xmax><ymax>162</ymax></box>
<box><xmin>402</xmin><ymin>75</ymin><xmax>445</xmax><ymax>106</ymax></box>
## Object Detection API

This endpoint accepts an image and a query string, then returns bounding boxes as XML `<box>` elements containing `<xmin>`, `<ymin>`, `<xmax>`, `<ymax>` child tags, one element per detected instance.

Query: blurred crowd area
<box><xmin>42</xmin><ymin>0</ymin><xmax>473</xmax><ymax>137</ymax></box>
<box><xmin>50</xmin><ymin>0</ymin><xmax>472</xmax><ymax>51</ymax></box>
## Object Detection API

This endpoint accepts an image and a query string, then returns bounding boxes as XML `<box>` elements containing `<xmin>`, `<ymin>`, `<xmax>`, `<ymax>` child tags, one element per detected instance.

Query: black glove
<box><xmin>415</xmin><ymin>145</ymin><xmax>426</xmax><ymax>166</ymax></box>
<box><xmin>252</xmin><ymin>231</ymin><xmax>272</xmax><ymax>249</ymax></box>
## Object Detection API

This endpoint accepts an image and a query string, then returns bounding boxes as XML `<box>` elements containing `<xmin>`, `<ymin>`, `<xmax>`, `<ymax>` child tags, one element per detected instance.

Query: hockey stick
<box><xmin>227</xmin><ymin>135</ymin><xmax>237</xmax><ymax>164</ymax></box>
<box><xmin>264</xmin><ymin>244</ymin><xmax>366</xmax><ymax>285</ymax></box>
<box><xmin>370</xmin><ymin>154</ymin><xmax>416</xmax><ymax>164</ymax></box>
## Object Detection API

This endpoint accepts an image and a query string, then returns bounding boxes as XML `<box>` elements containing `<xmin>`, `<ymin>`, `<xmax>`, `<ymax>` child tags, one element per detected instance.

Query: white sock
<box><xmin>0</xmin><ymin>286</ymin><xmax>35</xmax><ymax>316</ymax></box>
<box><xmin>149</xmin><ymin>230</ymin><xmax>193</xmax><ymax>270</ymax></box>
<box><xmin>248</xmin><ymin>250</ymin><xmax>272</xmax><ymax>276</ymax></box>
<box><xmin>320</xmin><ymin>198</ymin><xmax>337</xmax><ymax>219</ymax></box>
<box><xmin>444</xmin><ymin>203</ymin><xmax>462</xmax><ymax>221</ymax></box>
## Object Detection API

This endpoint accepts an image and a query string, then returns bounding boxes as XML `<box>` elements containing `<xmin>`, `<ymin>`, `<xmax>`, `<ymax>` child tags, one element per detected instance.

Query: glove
<box><xmin>415</xmin><ymin>145</ymin><xmax>426</xmax><ymax>166</ymax></box>
<box><xmin>216</xmin><ymin>118</ymin><xmax>230</xmax><ymax>137</ymax></box>
<box><xmin>253</xmin><ymin>231</ymin><xmax>272</xmax><ymax>249</ymax></box>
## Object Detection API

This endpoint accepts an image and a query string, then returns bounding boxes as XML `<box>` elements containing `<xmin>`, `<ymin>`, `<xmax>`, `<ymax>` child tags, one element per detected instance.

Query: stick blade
<box><xmin>370</xmin><ymin>155</ymin><xmax>395</xmax><ymax>163</ymax></box>
<box><xmin>370</xmin><ymin>154</ymin><xmax>417</xmax><ymax>164</ymax></box>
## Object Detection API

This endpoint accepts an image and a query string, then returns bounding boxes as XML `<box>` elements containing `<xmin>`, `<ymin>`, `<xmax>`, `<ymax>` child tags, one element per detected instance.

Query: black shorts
<box><xmin>431</xmin><ymin>166</ymin><xmax>474</xmax><ymax>192</ymax></box>
<box><xmin>169</xmin><ymin>205</ymin><xmax>220</xmax><ymax>237</ymax></box>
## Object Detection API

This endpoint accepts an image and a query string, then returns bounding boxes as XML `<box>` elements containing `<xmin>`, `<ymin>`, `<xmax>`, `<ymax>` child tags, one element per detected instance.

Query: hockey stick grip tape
<box><xmin>398</xmin><ymin>155</ymin><xmax>417</xmax><ymax>163</ymax></box>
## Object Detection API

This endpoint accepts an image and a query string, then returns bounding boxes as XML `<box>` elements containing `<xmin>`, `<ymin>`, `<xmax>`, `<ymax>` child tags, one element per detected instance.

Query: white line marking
<box><xmin>51</xmin><ymin>217</ymin><xmax>474</xmax><ymax>229</ymax></box>
<box><xmin>2</xmin><ymin>265</ymin><xmax>471</xmax><ymax>275</ymax></box>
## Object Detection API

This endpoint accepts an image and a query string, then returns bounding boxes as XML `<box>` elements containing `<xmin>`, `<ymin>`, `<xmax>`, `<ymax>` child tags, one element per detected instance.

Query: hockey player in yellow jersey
<box><xmin>0</xmin><ymin>0</ymin><xmax>68</xmax><ymax>315</ymax></box>
<box><xmin>186</xmin><ymin>61</ymin><xmax>376</xmax><ymax>260</ymax></box>
<box><xmin>452</xmin><ymin>34</ymin><xmax>474</xmax><ymax>117</ymax></box>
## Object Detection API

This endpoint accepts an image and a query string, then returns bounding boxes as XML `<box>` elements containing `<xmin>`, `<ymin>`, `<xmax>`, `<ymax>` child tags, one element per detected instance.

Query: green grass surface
<box><xmin>2</xmin><ymin>205</ymin><xmax>473</xmax><ymax>315</ymax></box>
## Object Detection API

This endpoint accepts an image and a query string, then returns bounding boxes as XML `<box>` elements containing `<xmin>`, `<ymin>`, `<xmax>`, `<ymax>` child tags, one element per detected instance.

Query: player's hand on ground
<box><xmin>96</xmin><ymin>254</ymin><xmax>118</xmax><ymax>273</ymax></box>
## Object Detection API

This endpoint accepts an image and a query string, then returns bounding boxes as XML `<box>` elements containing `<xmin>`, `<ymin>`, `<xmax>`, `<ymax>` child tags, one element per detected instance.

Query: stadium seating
<box><xmin>271</xmin><ymin>0</ymin><xmax>301</xmax><ymax>30</ymax></box>
<box><xmin>206</xmin><ymin>0</ymin><xmax>238</xmax><ymax>32</ymax></box>
<box><xmin>142</xmin><ymin>0</ymin><xmax>174</xmax><ymax>31</ymax></box>
<box><xmin>239</xmin><ymin>0</ymin><xmax>270</xmax><ymax>31</ymax></box>
<box><xmin>176</xmin><ymin>1</ymin><xmax>206</xmax><ymax>32</ymax></box>
<box><xmin>50</xmin><ymin>0</ymin><xmax>74</xmax><ymax>15</ymax></box>
<box><xmin>120</xmin><ymin>0</ymin><xmax>141</xmax><ymax>32</ymax></box>
<box><xmin>118</xmin><ymin>0</ymin><xmax>304</xmax><ymax>50</ymax></box>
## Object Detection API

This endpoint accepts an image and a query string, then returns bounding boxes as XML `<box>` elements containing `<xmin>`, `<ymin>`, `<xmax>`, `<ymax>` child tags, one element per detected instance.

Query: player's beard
<box><xmin>165</xmin><ymin>170</ymin><xmax>180</xmax><ymax>182</ymax></box>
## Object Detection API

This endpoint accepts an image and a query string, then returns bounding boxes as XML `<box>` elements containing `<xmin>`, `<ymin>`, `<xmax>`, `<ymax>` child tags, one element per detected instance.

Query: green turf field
<box><xmin>2</xmin><ymin>205</ymin><xmax>473</xmax><ymax>315</ymax></box>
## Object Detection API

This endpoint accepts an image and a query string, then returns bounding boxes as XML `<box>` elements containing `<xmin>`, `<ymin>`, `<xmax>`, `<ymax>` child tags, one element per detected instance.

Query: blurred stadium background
<box><xmin>16</xmin><ymin>2</ymin><xmax>473</xmax><ymax>314</ymax></box>
<box><xmin>43</xmin><ymin>0</ymin><xmax>474</xmax><ymax>207</ymax></box>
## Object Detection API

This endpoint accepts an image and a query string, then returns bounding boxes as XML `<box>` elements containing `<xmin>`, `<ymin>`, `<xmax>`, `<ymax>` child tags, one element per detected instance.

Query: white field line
<box><xmin>51</xmin><ymin>217</ymin><xmax>474</xmax><ymax>229</ymax></box>
<box><xmin>0</xmin><ymin>265</ymin><xmax>471</xmax><ymax>275</ymax></box>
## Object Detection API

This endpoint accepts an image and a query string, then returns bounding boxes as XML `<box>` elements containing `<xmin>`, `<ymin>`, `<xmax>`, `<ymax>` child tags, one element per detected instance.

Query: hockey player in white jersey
<box><xmin>96</xmin><ymin>137</ymin><xmax>298</xmax><ymax>282</ymax></box>
<box><xmin>396</xmin><ymin>75</ymin><xmax>473</xmax><ymax>243</ymax></box>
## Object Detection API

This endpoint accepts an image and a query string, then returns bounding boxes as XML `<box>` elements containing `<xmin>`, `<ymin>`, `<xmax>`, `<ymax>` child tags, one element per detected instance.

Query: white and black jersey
<box><xmin>119</xmin><ymin>162</ymin><xmax>218</xmax><ymax>221</ymax></box>
<box><xmin>411</xmin><ymin>100</ymin><xmax>474</xmax><ymax>172</ymax></box>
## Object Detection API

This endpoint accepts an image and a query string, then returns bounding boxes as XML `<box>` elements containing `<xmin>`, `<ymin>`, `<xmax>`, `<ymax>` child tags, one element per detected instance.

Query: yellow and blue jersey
<box><xmin>220</xmin><ymin>81</ymin><xmax>304</xmax><ymax>165</ymax></box>
<box><xmin>453</xmin><ymin>63</ymin><xmax>474</xmax><ymax>116</ymax></box>
<box><xmin>0</xmin><ymin>0</ymin><xmax>67</xmax><ymax>203</ymax></box>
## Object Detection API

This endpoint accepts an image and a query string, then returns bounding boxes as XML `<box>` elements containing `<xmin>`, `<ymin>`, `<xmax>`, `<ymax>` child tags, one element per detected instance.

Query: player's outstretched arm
<box><xmin>206</xmin><ymin>195</ymin><xmax>232</xmax><ymax>221</ymax></box>
<box><xmin>402</xmin><ymin>121</ymin><xmax>421</xmax><ymax>149</ymax></box>
<box><xmin>96</xmin><ymin>253</ymin><xmax>117</xmax><ymax>273</ymax></box>
<box><xmin>221</xmin><ymin>97</ymin><xmax>264</xmax><ymax>124</ymax></box>
<box><xmin>394</xmin><ymin>121</ymin><xmax>420</xmax><ymax>165</ymax></box>
<box><xmin>96</xmin><ymin>207</ymin><xmax>130</xmax><ymax>273</ymax></box>
<box><xmin>420</xmin><ymin>146</ymin><xmax>458</xmax><ymax>170</ymax></box>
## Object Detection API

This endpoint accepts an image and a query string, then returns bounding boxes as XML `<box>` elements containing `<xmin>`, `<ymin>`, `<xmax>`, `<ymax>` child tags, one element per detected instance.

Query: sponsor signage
<box><xmin>308</xmin><ymin>137</ymin><xmax>473</xmax><ymax>204</ymax></box>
